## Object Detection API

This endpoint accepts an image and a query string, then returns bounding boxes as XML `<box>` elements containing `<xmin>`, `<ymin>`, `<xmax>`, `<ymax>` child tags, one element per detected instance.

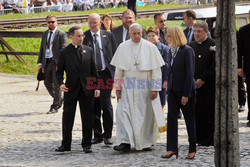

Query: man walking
<box><xmin>56</xmin><ymin>26</ymin><xmax>99</xmax><ymax>153</ymax></box>
<box><xmin>83</xmin><ymin>13</ymin><xmax>117</xmax><ymax>145</ymax></box>
<box><xmin>111</xmin><ymin>23</ymin><xmax>166</xmax><ymax>151</ymax></box>
<box><xmin>238</xmin><ymin>10</ymin><xmax>250</xmax><ymax>127</ymax></box>
<box><xmin>37</xmin><ymin>15</ymin><xmax>68</xmax><ymax>114</ymax></box>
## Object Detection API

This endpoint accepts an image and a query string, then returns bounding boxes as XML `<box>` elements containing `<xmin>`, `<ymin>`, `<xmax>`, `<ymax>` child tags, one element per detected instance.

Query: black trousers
<box><xmin>93</xmin><ymin>68</ymin><xmax>113</xmax><ymax>139</ymax></box>
<box><xmin>167</xmin><ymin>90</ymin><xmax>196</xmax><ymax>153</ymax></box>
<box><xmin>62</xmin><ymin>87</ymin><xmax>94</xmax><ymax>148</ymax></box>
<box><xmin>238</xmin><ymin>75</ymin><xmax>246</xmax><ymax>106</ymax></box>
<box><xmin>44</xmin><ymin>59</ymin><xmax>62</xmax><ymax>110</ymax></box>
<box><xmin>127</xmin><ymin>0</ymin><xmax>137</xmax><ymax>15</ymax></box>
<box><xmin>245</xmin><ymin>74</ymin><xmax>250</xmax><ymax>121</ymax></box>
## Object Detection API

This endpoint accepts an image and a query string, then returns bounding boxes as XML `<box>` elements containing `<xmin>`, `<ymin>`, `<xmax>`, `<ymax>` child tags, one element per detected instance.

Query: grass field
<box><xmin>0</xmin><ymin>13</ymin><xmax>183</xmax><ymax>76</ymax></box>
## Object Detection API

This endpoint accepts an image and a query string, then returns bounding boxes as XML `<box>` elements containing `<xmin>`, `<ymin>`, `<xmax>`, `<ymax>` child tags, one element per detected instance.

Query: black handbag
<box><xmin>37</xmin><ymin>69</ymin><xmax>45</xmax><ymax>81</ymax></box>
<box><xmin>36</xmin><ymin>69</ymin><xmax>45</xmax><ymax>91</ymax></box>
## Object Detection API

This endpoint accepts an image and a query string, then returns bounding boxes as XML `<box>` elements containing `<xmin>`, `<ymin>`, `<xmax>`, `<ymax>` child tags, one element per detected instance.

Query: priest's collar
<box><xmin>90</xmin><ymin>29</ymin><xmax>100</xmax><ymax>37</ymax></box>
<box><xmin>72</xmin><ymin>43</ymin><xmax>79</xmax><ymax>48</ymax></box>
<box><xmin>197</xmin><ymin>36</ymin><xmax>208</xmax><ymax>44</ymax></box>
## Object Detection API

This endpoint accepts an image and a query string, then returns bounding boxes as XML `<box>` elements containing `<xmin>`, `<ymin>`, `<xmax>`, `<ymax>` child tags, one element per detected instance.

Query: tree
<box><xmin>214</xmin><ymin>0</ymin><xmax>240</xmax><ymax>166</ymax></box>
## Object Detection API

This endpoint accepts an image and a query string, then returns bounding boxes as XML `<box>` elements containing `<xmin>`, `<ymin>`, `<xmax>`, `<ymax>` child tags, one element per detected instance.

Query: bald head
<box><xmin>88</xmin><ymin>13</ymin><xmax>101</xmax><ymax>33</ymax></box>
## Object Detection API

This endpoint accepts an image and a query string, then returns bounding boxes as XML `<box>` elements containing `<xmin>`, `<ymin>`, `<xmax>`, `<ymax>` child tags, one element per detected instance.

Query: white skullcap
<box><xmin>129</xmin><ymin>23</ymin><xmax>142</xmax><ymax>31</ymax></box>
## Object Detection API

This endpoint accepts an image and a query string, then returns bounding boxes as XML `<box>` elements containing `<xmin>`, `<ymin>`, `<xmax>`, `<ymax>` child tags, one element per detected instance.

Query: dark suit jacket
<box><xmin>166</xmin><ymin>45</ymin><xmax>196</xmax><ymax>97</ymax></box>
<box><xmin>238</xmin><ymin>24</ymin><xmax>250</xmax><ymax>75</ymax></box>
<box><xmin>83</xmin><ymin>29</ymin><xmax>117</xmax><ymax>78</ymax></box>
<box><xmin>56</xmin><ymin>44</ymin><xmax>98</xmax><ymax>99</ymax></box>
<box><xmin>184</xmin><ymin>27</ymin><xmax>211</xmax><ymax>43</ymax></box>
<box><xmin>37</xmin><ymin>28</ymin><xmax>68</xmax><ymax>68</ymax></box>
<box><xmin>156</xmin><ymin>41</ymin><xmax>169</xmax><ymax>82</ymax></box>
<box><xmin>112</xmin><ymin>25</ymin><xmax>148</xmax><ymax>46</ymax></box>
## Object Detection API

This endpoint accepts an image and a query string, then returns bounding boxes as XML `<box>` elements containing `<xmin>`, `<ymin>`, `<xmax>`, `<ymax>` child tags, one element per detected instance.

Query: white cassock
<box><xmin>111</xmin><ymin>38</ymin><xmax>167</xmax><ymax>150</ymax></box>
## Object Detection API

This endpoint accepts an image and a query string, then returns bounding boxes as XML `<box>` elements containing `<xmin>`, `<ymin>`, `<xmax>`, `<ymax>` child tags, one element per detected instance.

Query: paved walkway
<box><xmin>0</xmin><ymin>73</ymin><xmax>249</xmax><ymax>167</ymax></box>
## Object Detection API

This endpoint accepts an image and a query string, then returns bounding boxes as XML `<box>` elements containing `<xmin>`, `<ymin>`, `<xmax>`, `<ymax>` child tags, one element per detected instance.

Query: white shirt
<box><xmin>90</xmin><ymin>30</ymin><xmax>106</xmax><ymax>71</ymax></box>
<box><xmin>122</xmin><ymin>26</ymin><xmax>128</xmax><ymax>42</ymax></box>
<box><xmin>46</xmin><ymin>27</ymin><xmax>58</xmax><ymax>58</ymax></box>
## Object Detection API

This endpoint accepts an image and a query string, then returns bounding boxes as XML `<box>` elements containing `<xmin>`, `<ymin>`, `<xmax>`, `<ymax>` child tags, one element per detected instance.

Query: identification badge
<box><xmin>46</xmin><ymin>49</ymin><xmax>51</xmax><ymax>58</ymax></box>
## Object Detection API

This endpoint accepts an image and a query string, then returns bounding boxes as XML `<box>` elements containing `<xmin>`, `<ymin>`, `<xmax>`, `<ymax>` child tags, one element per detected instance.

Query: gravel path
<box><xmin>0</xmin><ymin>73</ymin><xmax>249</xmax><ymax>167</ymax></box>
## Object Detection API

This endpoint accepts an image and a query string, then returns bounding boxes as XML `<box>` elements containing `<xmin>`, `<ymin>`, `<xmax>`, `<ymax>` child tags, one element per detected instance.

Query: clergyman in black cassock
<box><xmin>189</xmin><ymin>21</ymin><xmax>216</xmax><ymax>146</ymax></box>
<box><xmin>56</xmin><ymin>26</ymin><xmax>99</xmax><ymax>153</ymax></box>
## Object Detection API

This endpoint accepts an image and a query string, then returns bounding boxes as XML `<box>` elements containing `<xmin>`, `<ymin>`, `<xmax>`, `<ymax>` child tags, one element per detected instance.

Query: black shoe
<box><xmin>104</xmin><ymin>138</ymin><xmax>113</xmax><ymax>145</ymax></box>
<box><xmin>47</xmin><ymin>108</ymin><xmax>58</xmax><ymax>114</ymax></box>
<box><xmin>142</xmin><ymin>147</ymin><xmax>152</xmax><ymax>151</ymax></box>
<box><xmin>246</xmin><ymin>121</ymin><xmax>250</xmax><ymax>127</ymax></box>
<box><xmin>113</xmin><ymin>143</ymin><xmax>131</xmax><ymax>152</ymax></box>
<box><xmin>91</xmin><ymin>138</ymin><xmax>103</xmax><ymax>144</ymax></box>
<box><xmin>55</xmin><ymin>146</ymin><xmax>71</xmax><ymax>152</ymax></box>
<box><xmin>177</xmin><ymin>111</ymin><xmax>182</xmax><ymax>119</ymax></box>
<box><xmin>83</xmin><ymin>146</ymin><xmax>92</xmax><ymax>153</ymax></box>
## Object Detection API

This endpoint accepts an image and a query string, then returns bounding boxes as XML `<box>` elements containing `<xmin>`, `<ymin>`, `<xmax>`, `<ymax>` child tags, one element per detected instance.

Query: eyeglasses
<box><xmin>47</xmin><ymin>21</ymin><xmax>55</xmax><ymax>24</ymax></box>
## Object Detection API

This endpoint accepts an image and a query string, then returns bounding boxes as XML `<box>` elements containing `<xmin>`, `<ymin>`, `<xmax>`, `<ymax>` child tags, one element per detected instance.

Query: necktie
<box><xmin>160</xmin><ymin>29</ymin><xmax>167</xmax><ymax>44</ymax></box>
<box><xmin>47</xmin><ymin>31</ymin><xmax>53</xmax><ymax>49</ymax></box>
<box><xmin>125</xmin><ymin>30</ymin><xmax>130</xmax><ymax>40</ymax></box>
<box><xmin>187</xmin><ymin>27</ymin><xmax>192</xmax><ymax>43</ymax></box>
<box><xmin>93</xmin><ymin>34</ymin><xmax>102</xmax><ymax>71</ymax></box>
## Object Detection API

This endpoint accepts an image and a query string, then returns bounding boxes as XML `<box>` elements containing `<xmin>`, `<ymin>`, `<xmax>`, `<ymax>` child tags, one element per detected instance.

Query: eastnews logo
<box><xmin>86</xmin><ymin>77</ymin><xmax>162</xmax><ymax>90</ymax></box>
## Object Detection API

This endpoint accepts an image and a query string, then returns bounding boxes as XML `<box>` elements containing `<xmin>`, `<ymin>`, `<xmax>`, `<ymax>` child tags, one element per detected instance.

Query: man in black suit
<box><xmin>112</xmin><ymin>9</ymin><xmax>147</xmax><ymax>46</ymax></box>
<box><xmin>83</xmin><ymin>13</ymin><xmax>117</xmax><ymax>145</ymax></box>
<box><xmin>183</xmin><ymin>10</ymin><xmax>211</xmax><ymax>44</ymax></box>
<box><xmin>154</xmin><ymin>13</ymin><xmax>168</xmax><ymax>45</ymax></box>
<box><xmin>183</xmin><ymin>10</ymin><xmax>196</xmax><ymax>44</ymax></box>
<box><xmin>189</xmin><ymin>21</ymin><xmax>215</xmax><ymax>146</ymax></box>
<box><xmin>56</xmin><ymin>26</ymin><xmax>100</xmax><ymax>153</ymax></box>
<box><xmin>238</xmin><ymin>10</ymin><xmax>250</xmax><ymax>127</ymax></box>
<box><xmin>37</xmin><ymin>15</ymin><xmax>68</xmax><ymax>114</ymax></box>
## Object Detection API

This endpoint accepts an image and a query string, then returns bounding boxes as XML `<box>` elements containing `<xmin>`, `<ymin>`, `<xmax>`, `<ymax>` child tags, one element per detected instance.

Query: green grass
<box><xmin>0</xmin><ymin>3</ymin><xmax>187</xmax><ymax>76</ymax></box>
<box><xmin>0</xmin><ymin>3</ymin><xmax>191</xmax><ymax>20</ymax></box>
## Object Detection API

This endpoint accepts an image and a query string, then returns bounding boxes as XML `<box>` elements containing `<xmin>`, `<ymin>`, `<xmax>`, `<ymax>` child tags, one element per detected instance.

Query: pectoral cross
<box><xmin>134</xmin><ymin>62</ymin><xmax>139</xmax><ymax>69</ymax></box>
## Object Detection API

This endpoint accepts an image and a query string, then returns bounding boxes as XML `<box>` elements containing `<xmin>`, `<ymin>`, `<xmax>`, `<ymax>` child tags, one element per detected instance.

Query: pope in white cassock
<box><xmin>111</xmin><ymin>23</ymin><xmax>167</xmax><ymax>152</ymax></box>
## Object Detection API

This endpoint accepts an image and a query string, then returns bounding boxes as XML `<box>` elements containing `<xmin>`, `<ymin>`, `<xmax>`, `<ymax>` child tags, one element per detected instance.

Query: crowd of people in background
<box><xmin>0</xmin><ymin>0</ymin><xmax>217</xmax><ymax>14</ymax></box>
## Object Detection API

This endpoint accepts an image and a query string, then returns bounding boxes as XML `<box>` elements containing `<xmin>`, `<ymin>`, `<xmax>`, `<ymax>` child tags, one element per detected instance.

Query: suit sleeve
<box><xmin>56</xmin><ymin>50</ymin><xmax>65</xmax><ymax>86</ymax></box>
<box><xmin>60</xmin><ymin>31</ymin><xmax>68</xmax><ymax>49</ymax></box>
<box><xmin>142</xmin><ymin>27</ymin><xmax>148</xmax><ymax>40</ymax></box>
<box><xmin>110</xmin><ymin>33</ymin><xmax>117</xmax><ymax>55</ymax></box>
<box><xmin>37</xmin><ymin>33</ymin><xmax>46</xmax><ymax>64</ymax></box>
<box><xmin>183</xmin><ymin>47</ymin><xmax>195</xmax><ymax>97</ymax></box>
<box><xmin>162</xmin><ymin>47</ymin><xmax>169</xmax><ymax>82</ymax></box>
<box><xmin>238</xmin><ymin>28</ymin><xmax>243</xmax><ymax>68</ymax></box>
